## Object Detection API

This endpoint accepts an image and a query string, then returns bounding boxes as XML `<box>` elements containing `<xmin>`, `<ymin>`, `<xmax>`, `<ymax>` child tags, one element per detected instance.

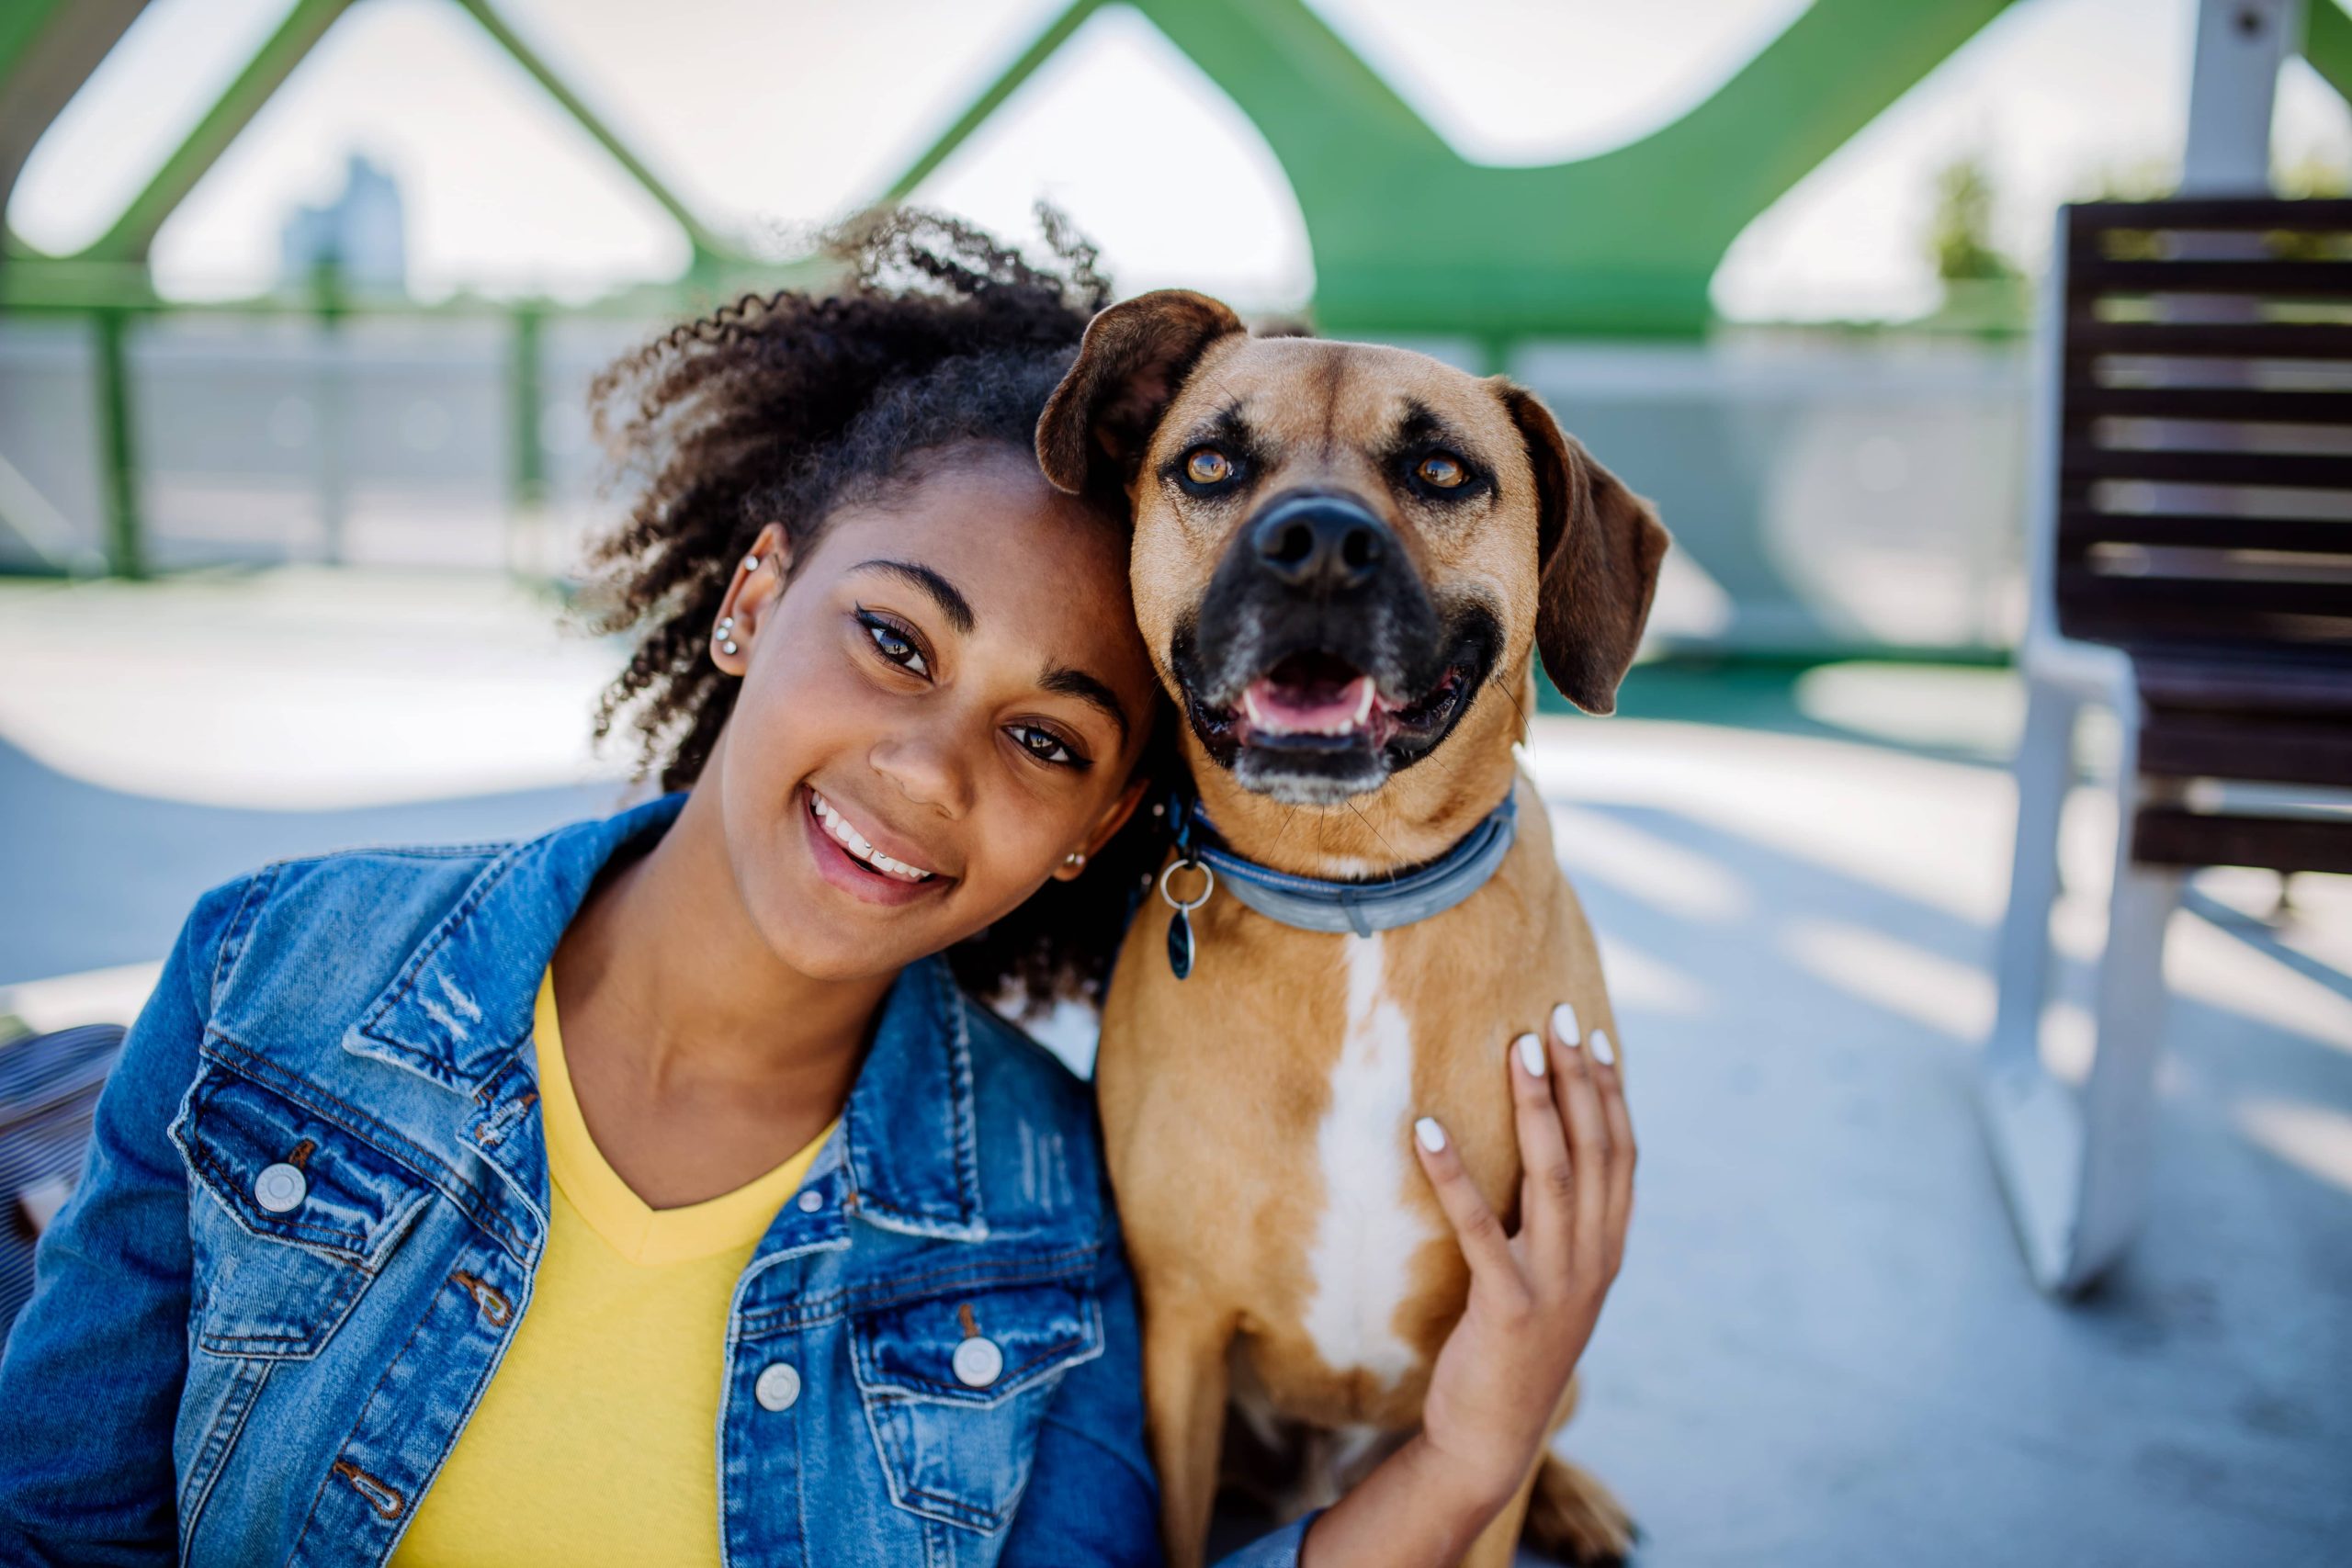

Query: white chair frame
<box><xmin>1980</xmin><ymin>213</ymin><xmax>2188</xmax><ymax>1297</ymax></box>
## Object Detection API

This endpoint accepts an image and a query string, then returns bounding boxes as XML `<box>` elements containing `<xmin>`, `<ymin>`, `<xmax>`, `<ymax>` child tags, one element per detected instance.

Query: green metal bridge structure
<box><xmin>4</xmin><ymin>0</ymin><xmax>2348</xmax><ymax>588</ymax></box>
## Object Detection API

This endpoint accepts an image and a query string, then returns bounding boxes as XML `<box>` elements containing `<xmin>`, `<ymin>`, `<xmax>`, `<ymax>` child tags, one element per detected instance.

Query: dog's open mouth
<box><xmin>1190</xmin><ymin>634</ymin><xmax>1491</xmax><ymax>773</ymax></box>
<box><xmin>1233</xmin><ymin>650</ymin><xmax>1473</xmax><ymax>751</ymax></box>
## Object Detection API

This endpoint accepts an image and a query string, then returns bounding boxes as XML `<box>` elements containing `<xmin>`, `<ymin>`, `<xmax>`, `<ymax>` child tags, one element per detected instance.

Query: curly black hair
<box><xmin>581</xmin><ymin>209</ymin><xmax>1176</xmax><ymax>1013</ymax></box>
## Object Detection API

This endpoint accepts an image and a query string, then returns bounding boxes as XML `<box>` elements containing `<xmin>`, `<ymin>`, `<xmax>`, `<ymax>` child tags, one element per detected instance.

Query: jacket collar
<box><xmin>349</xmin><ymin>792</ymin><xmax>684</xmax><ymax>1093</ymax></box>
<box><xmin>347</xmin><ymin>792</ymin><xmax>984</xmax><ymax>1238</ymax></box>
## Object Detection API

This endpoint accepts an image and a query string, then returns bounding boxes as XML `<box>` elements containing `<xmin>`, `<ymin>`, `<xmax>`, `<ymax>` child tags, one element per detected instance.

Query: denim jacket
<box><xmin>0</xmin><ymin>796</ymin><xmax>1308</xmax><ymax>1567</ymax></box>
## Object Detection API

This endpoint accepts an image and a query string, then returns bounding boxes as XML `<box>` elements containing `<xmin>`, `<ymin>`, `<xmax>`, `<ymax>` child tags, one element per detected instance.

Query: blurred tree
<box><xmin>1928</xmin><ymin>153</ymin><xmax>2018</xmax><ymax>281</ymax></box>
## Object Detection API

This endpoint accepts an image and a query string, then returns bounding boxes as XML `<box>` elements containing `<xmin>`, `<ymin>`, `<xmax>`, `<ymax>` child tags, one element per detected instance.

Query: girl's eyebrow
<box><xmin>1040</xmin><ymin>664</ymin><xmax>1132</xmax><ymax>746</ymax></box>
<box><xmin>849</xmin><ymin>559</ymin><xmax>974</xmax><ymax>634</ymax></box>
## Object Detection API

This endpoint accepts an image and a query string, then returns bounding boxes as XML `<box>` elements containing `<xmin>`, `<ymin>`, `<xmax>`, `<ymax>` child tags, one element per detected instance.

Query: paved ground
<box><xmin>5</xmin><ymin>571</ymin><xmax>2348</xmax><ymax>1565</ymax></box>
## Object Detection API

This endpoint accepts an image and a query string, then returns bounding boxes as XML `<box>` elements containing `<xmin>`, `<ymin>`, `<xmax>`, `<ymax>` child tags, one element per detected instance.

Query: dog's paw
<box><xmin>1522</xmin><ymin>1454</ymin><xmax>1637</xmax><ymax>1566</ymax></box>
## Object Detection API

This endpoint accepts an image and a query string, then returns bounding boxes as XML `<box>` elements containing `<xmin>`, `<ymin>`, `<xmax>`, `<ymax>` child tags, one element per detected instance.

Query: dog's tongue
<box><xmin>1243</xmin><ymin>672</ymin><xmax>1377</xmax><ymax>737</ymax></box>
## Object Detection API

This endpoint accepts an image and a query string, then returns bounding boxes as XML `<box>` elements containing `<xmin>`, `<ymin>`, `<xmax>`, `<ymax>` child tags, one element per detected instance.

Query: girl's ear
<box><xmin>1054</xmin><ymin>773</ymin><xmax>1152</xmax><ymax>882</ymax></box>
<box><xmin>711</xmin><ymin>524</ymin><xmax>793</xmax><ymax>678</ymax></box>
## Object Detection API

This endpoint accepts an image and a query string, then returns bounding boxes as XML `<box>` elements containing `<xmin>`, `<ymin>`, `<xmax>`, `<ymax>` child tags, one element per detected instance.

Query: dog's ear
<box><xmin>1498</xmin><ymin>381</ymin><xmax>1670</xmax><ymax>716</ymax></box>
<box><xmin>1038</xmin><ymin>289</ymin><xmax>1245</xmax><ymax>493</ymax></box>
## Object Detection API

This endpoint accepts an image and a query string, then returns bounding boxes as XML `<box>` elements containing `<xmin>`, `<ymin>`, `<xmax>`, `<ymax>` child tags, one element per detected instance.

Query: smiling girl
<box><xmin>0</xmin><ymin>215</ymin><xmax>1632</xmax><ymax>1568</ymax></box>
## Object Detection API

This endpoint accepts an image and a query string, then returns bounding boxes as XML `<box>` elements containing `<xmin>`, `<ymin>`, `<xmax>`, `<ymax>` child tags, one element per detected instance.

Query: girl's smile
<box><xmin>800</xmin><ymin>785</ymin><xmax>950</xmax><ymax>905</ymax></box>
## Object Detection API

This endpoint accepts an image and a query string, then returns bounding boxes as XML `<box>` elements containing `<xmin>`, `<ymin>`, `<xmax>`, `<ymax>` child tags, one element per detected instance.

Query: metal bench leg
<box><xmin>1989</xmin><ymin>675</ymin><xmax>2080</xmax><ymax>1059</ymax></box>
<box><xmin>2064</xmin><ymin>841</ymin><xmax>2184</xmax><ymax>1290</ymax></box>
<box><xmin>1981</xmin><ymin>669</ymin><xmax>2181</xmax><ymax>1294</ymax></box>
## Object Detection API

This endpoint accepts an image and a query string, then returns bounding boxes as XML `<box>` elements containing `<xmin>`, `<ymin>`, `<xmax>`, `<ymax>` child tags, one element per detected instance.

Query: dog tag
<box><xmin>1158</xmin><ymin>856</ymin><xmax>1212</xmax><ymax>981</ymax></box>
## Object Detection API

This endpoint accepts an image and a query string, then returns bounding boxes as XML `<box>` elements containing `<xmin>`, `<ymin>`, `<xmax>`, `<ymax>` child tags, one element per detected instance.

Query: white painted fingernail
<box><xmin>1514</xmin><ymin>1032</ymin><xmax>1546</xmax><ymax>1077</ymax></box>
<box><xmin>1591</xmin><ymin>1028</ymin><xmax>1616</xmax><ymax>1066</ymax></box>
<box><xmin>1552</xmin><ymin>1002</ymin><xmax>1581</xmax><ymax>1046</ymax></box>
<box><xmin>1415</xmin><ymin>1116</ymin><xmax>1447</xmax><ymax>1153</ymax></box>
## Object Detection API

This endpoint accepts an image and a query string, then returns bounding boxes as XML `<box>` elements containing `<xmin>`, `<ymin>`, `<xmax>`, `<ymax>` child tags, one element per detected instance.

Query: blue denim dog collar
<box><xmin>1159</xmin><ymin>792</ymin><xmax>1518</xmax><ymax>975</ymax></box>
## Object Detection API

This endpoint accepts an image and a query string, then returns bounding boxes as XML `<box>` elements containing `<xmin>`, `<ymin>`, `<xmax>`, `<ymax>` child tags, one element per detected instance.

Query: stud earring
<box><xmin>1062</xmin><ymin>851</ymin><xmax>1087</xmax><ymax>870</ymax></box>
<box><xmin>716</xmin><ymin>616</ymin><xmax>740</xmax><ymax>657</ymax></box>
<box><xmin>741</xmin><ymin>553</ymin><xmax>761</xmax><ymax>574</ymax></box>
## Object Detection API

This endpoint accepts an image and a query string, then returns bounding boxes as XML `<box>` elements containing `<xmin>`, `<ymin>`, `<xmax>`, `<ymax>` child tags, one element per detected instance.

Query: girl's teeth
<box><xmin>810</xmin><ymin>791</ymin><xmax>933</xmax><ymax>882</ymax></box>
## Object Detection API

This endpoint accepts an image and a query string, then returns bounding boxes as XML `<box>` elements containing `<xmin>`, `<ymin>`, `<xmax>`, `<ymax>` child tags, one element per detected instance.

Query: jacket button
<box><xmin>951</xmin><ymin>1336</ymin><xmax>1003</xmax><ymax>1389</ymax></box>
<box><xmin>253</xmin><ymin>1163</ymin><xmax>308</xmax><ymax>1213</ymax></box>
<box><xmin>753</xmin><ymin>1362</ymin><xmax>801</xmax><ymax>1412</ymax></box>
<box><xmin>797</xmin><ymin>1189</ymin><xmax>823</xmax><ymax>1213</ymax></box>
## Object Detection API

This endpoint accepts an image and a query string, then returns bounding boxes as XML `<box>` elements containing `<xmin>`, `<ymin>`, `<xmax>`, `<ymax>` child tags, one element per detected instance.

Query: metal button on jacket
<box><xmin>753</xmin><ymin>1362</ymin><xmax>801</xmax><ymax>1412</ymax></box>
<box><xmin>796</xmin><ymin>1189</ymin><xmax>823</xmax><ymax>1213</ymax></box>
<box><xmin>951</xmin><ymin>1336</ymin><xmax>1003</xmax><ymax>1390</ymax></box>
<box><xmin>253</xmin><ymin>1163</ymin><xmax>307</xmax><ymax>1213</ymax></box>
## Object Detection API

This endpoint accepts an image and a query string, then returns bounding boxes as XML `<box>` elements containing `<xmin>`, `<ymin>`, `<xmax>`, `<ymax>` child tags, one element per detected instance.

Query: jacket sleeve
<box><xmin>998</xmin><ymin>1199</ymin><xmax>1316</xmax><ymax>1567</ymax></box>
<box><xmin>0</xmin><ymin>877</ymin><xmax>253</xmax><ymax>1565</ymax></box>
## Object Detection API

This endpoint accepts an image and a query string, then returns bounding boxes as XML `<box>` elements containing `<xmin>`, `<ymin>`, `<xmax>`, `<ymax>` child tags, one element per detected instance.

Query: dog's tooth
<box><xmin>1351</xmin><ymin>680</ymin><xmax>1374</xmax><ymax>725</ymax></box>
<box><xmin>1243</xmin><ymin>687</ymin><xmax>1269</xmax><ymax>728</ymax></box>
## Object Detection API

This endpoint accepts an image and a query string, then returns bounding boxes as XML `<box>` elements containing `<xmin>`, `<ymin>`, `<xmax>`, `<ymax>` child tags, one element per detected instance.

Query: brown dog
<box><xmin>1036</xmin><ymin>292</ymin><xmax>1667</xmax><ymax>1567</ymax></box>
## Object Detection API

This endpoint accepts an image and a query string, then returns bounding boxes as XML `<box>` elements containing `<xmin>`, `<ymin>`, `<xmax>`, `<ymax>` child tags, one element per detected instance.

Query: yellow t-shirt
<box><xmin>393</xmin><ymin>972</ymin><xmax>833</xmax><ymax>1568</ymax></box>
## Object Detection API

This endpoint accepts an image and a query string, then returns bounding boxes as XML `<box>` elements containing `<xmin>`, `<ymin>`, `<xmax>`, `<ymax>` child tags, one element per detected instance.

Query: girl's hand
<box><xmin>1412</xmin><ymin>1005</ymin><xmax>1634</xmax><ymax>1506</ymax></box>
<box><xmin>1299</xmin><ymin>1005</ymin><xmax>1634</xmax><ymax>1567</ymax></box>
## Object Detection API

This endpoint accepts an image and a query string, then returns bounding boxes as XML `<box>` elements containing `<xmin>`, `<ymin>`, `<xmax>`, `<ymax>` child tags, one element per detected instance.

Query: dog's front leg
<box><xmin>1139</xmin><ymin>1292</ymin><xmax>1232</xmax><ymax>1568</ymax></box>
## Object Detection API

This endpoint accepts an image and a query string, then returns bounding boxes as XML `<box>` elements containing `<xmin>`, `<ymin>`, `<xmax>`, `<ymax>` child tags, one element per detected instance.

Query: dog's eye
<box><xmin>1417</xmin><ymin>453</ymin><xmax>1466</xmax><ymax>489</ymax></box>
<box><xmin>1185</xmin><ymin>446</ymin><xmax>1233</xmax><ymax>485</ymax></box>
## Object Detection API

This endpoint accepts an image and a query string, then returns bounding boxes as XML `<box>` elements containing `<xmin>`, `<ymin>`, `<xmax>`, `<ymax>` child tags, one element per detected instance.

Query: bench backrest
<box><xmin>2054</xmin><ymin>198</ymin><xmax>2352</xmax><ymax>657</ymax></box>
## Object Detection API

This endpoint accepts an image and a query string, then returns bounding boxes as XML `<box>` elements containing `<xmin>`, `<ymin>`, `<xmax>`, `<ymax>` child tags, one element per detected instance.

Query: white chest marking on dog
<box><xmin>1300</xmin><ymin>933</ymin><xmax>1430</xmax><ymax>1390</ymax></box>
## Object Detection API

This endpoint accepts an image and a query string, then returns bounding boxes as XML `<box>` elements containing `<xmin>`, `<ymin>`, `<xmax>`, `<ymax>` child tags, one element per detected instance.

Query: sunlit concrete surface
<box><xmin>0</xmin><ymin>569</ymin><xmax>633</xmax><ymax>984</ymax></box>
<box><xmin>0</xmin><ymin>570</ymin><xmax>625</xmax><ymax>808</ymax></box>
<box><xmin>5</xmin><ymin>571</ymin><xmax>2348</xmax><ymax>1564</ymax></box>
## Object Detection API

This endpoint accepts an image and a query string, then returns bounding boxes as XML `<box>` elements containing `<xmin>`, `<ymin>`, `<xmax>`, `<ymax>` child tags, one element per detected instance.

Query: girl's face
<box><xmin>706</xmin><ymin>446</ymin><xmax>1159</xmax><ymax>983</ymax></box>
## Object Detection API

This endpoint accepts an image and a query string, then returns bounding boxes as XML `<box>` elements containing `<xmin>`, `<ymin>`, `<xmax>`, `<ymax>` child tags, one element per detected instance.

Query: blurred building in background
<box><xmin>277</xmin><ymin>151</ymin><xmax>405</xmax><ymax>292</ymax></box>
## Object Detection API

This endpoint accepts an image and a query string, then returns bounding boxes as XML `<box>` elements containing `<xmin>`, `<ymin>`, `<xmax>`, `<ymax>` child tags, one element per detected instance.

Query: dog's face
<box><xmin>1038</xmin><ymin>290</ymin><xmax>1668</xmax><ymax>810</ymax></box>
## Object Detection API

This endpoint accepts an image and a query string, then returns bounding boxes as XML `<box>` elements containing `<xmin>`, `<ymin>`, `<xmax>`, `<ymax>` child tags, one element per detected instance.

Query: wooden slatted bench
<box><xmin>1983</xmin><ymin>197</ymin><xmax>2352</xmax><ymax>1295</ymax></box>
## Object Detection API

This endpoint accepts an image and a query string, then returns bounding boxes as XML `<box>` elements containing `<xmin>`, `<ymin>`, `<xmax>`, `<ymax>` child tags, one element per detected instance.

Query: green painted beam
<box><xmin>68</xmin><ymin>0</ymin><xmax>737</xmax><ymax>270</ymax></box>
<box><xmin>2</xmin><ymin>0</ymin><xmax>156</xmax><ymax>258</ymax></box>
<box><xmin>509</xmin><ymin>305</ymin><xmax>546</xmax><ymax>514</ymax></box>
<box><xmin>92</xmin><ymin>309</ymin><xmax>143</xmax><ymax>578</ymax></box>
<box><xmin>449</xmin><ymin>0</ymin><xmax>734</xmax><ymax>265</ymax></box>
<box><xmin>0</xmin><ymin>0</ymin><xmax>85</xmax><ymax>91</ymax></box>
<box><xmin>77</xmin><ymin>0</ymin><xmax>350</xmax><ymax>265</ymax></box>
<box><xmin>891</xmin><ymin>0</ymin><xmax>2019</xmax><ymax>337</ymax></box>
<box><xmin>2306</xmin><ymin>0</ymin><xmax>2352</xmax><ymax>105</ymax></box>
<box><xmin>1148</xmin><ymin>0</ymin><xmax>2019</xmax><ymax>336</ymax></box>
<box><xmin>888</xmin><ymin>0</ymin><xmax>1112</xmax><ymax>200</ymax></box>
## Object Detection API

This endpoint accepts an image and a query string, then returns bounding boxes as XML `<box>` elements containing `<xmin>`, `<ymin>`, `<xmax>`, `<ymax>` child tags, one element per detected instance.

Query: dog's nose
<box><xmin>1250</xmin><ymin>494</ymin><xmax>1388</xmax><ymax>592</ymax></box>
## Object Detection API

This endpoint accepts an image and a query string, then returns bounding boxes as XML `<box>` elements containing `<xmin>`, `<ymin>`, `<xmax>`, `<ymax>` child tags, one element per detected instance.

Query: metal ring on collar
<box><xmin>1158</xmin><ymin>857</ymin><xmax>1215</xmax><ymax>914</ymax></box>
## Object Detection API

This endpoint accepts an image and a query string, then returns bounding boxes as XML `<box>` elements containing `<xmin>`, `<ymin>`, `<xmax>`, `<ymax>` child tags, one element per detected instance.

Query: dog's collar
<box><xmin>1162</xmin><ymin>791</ymin><xmax>1517</xmax><ymax>954</ymax></box>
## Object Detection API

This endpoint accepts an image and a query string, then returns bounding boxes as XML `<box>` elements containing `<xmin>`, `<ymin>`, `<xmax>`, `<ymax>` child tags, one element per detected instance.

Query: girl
<box><xmin>0</xmin><ymin>215</ymin><xmax>1633</xmax><ymax>1567</ymax></box>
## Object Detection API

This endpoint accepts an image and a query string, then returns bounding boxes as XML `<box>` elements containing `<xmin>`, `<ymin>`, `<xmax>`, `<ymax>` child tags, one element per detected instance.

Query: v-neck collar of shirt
<box><xmin>533</xmin><ymin>970</ymin><xmax>832</xmax><ymax>1267</ymax></box>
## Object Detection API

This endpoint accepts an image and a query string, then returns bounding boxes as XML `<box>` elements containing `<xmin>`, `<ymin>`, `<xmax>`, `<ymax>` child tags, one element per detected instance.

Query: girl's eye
<box><xmin>858</xmin><ymin>611</ymin><xmax>929</xmax><ymax>676</ymax></box>
<box><xmin>1417</xmin><ymin>453</ymin><xmax>1465</xmax><ymax>489</ymax></box>
<box><xmin>1185</xmin><ymin>446</ymin><xmax>1233</xmax><ymax>485</ymax></box>
<box><xmin>1011</xmin><ymin>725</ymin><xmax>1080</xmax><ymax>767</ymax></box>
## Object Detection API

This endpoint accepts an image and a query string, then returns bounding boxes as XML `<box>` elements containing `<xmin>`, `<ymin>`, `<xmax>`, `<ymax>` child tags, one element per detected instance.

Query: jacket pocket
<box><xmin>171</xmin><ymin>1066</ymin><xmax>435</xmax><ymax>1359</ymax></box>
<box><xmin>850</xmin><ymin>1278</ymin><xmax>1104</xmax><ymax>1534</ymax></box>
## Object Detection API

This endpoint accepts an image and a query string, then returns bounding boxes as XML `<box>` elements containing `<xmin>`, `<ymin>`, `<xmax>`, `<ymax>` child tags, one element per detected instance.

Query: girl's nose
<box><xmin>868</xmin><ymin>717</ymin><xmax>976</xmax><ymax>820</ymax></box>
